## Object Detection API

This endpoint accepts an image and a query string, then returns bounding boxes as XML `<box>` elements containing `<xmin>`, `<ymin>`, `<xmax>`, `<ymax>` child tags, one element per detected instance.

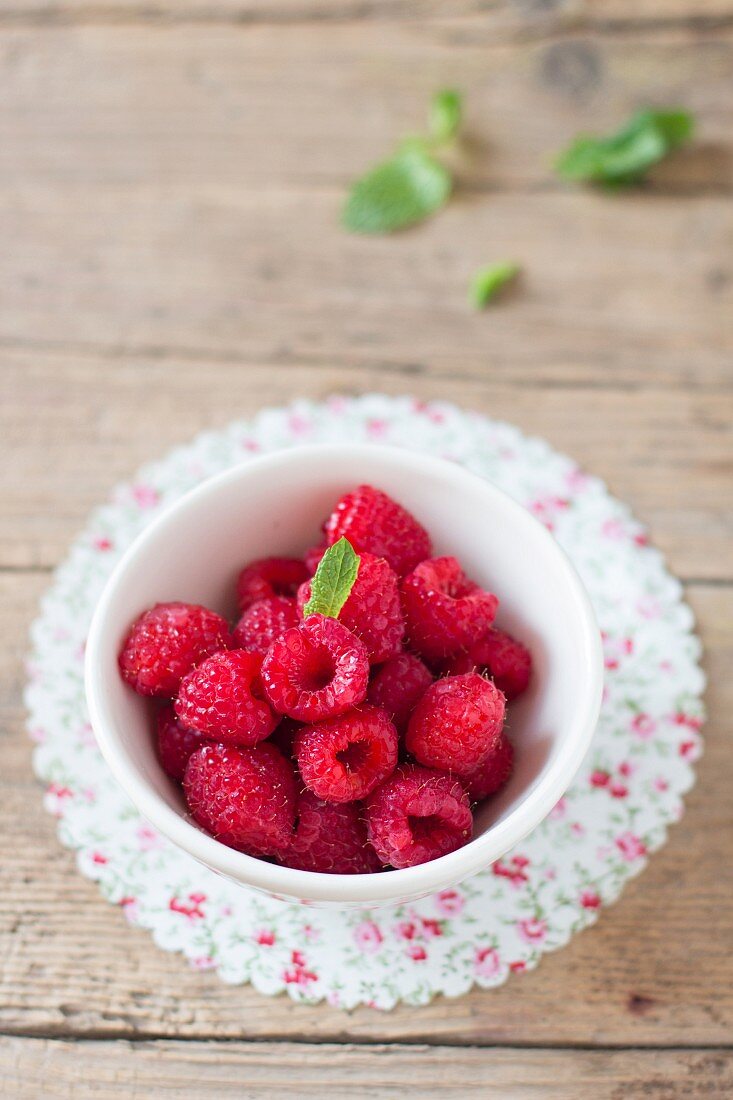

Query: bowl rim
<box><xmin>85</xmin><ymin>443</ymin><xmax>604</xmax><ymax>905</ymax></box>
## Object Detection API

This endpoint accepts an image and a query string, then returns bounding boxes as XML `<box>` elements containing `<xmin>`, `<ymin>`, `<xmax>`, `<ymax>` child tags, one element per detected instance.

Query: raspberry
<box><xmin>324</xmin><ymin>485</ymin><xmax>431</xmax><ymax>577</ymax></box>
<box><xmin>406</xmin><ymin>673</ymin><xmax>505</xmax><ymax>776</ymax></box>
<box><xmin>119</xmin><ymin>602</ymin><xmax>232</xmax><ymax>697</ymax></box>
<box><xmin>304</xmin><ymin>543</ymin><xmax>327</xmax><ymax>574</ymax></box>
<box><xmin>444</xmin><ymin>628</ymin><xmax>532</xmax><ymax>702</ymax></box>
<box><xmin>293</xmin><ymin>704</ymin><xmax>398</xmax><ymax>803</ymax></box>
<box><xmin>365</xmin><ymin>764</ymin><xmax>472</xmax><ymax>868</ymax></box>
<box><xmin>463</xmin><ymin>734</ymin><xmax>514</xmax><ymax>802</ymax></box>
<box><xmin>366</xmin><ymin>653</ymin><xmax>433</xmax><ymax>734</ymax></box>
<box><xmin>156</xmin><ymin>705</ymin><xmax>208</xmax><ymax>782</ymax></box>
<box><xmin>261</xmin><ymin>614</ymin><xmax>369</xmax><ymax>722</ymax></box>
<box><xmin>184</xmin><ymin>742</ymin><xmax>296</xmax><ymax>856</ymax></box>
<box><xmin>280</xmin><ymin>790</ymin><xmax>381</xmax><ymax>874</ymax></box>
<box><xmin>236</xmin><ymin>557</ymin><xmax>309</xmax><ymax>612</ymax></box>
<box><xmin>401</xmin><ymin>556</ymin><xmax>498</xmax><ymax>662</ymax></box>
<box><xmin>297</xmin><ymin>553</ymin><xmax>404</xmax><ymax>664</ymax></box>
<box><xmin>175</xmin><ymin>650</ymin><xmax>277</xmax><ymax>746</ymax></box>
<box><xmin>232</xmin><ymin>596</ymin><xmax>299</xmax><ymax>655</ymax></box>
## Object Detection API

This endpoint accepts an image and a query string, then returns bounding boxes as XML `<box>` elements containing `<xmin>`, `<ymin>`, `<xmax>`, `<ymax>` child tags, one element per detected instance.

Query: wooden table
<box><xmin>1</xmin><ymin>1</ymin><xmax>731</xmax><ymax>1096</ymax></box>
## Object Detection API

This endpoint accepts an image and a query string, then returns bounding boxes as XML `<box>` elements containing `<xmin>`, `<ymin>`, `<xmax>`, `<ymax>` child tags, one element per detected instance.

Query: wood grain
<box><xmin>0</xmin><ymin>22</ymin><xmax>730</xmax><ymax>403</ymax></box>
<box><xmin>0</xmin><ymin>23</ymin><xmax>731</xmax><ymax>195</ymax></box>
<box><xmin>2</xmin><ymin>1038</ymin><xmax>732</xmax><ymax>1099</ymax></box>
<box><xmin>2</xmin><ymin>0</ymin><xmax>733</xmax><ymax>29</ymax></box>
<box><xmin>0</xmin><ymin>192</ymin><xmax>729</xmax><ymax>388</ymax></box>
<box><xmin>1</xmin><ymin>574</ymin><xmax>729</xmax><ymax>1046</ymax></box>
<box><xmin>2</xmin><ymin>354</ymin><xmax>731</xmax><ymax>576</ymax></box>
<box><xmin>0</xmin><ymin>2</ymin><xmax>730</xmax><ymax>1090</ymax></box>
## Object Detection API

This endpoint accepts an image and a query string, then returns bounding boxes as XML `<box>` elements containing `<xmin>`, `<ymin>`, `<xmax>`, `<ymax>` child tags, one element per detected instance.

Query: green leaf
<box><xmin>650</xmin><ymin>110</ymin><xmax>695</xmax><ymax>149</ymax></box>
<box><xmin>555</xmin><ymin>108</ymin><xmax>695</xmax><ymax>187</ymax></box>
<box><xmin>470</xmin><ymin>262</ymin><xmax>520</xmax><ymax>308</ymax></box>
<box><xmin>302</xmin><ymin>537</ymin><xmax>360</xmax><ymax>619</ymax></box>
<box><xmin>429</xmin><ymin>88</ymin><xmax>462</xmax><ymax>144</ymax></box>
<box><xmin>343</xmin><ymin>145</ymin><xmax>452</xmax><ymax>234</ymax></box>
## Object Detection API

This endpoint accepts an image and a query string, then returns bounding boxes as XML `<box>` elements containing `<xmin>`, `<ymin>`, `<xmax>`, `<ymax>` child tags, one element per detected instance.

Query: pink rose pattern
<box><xmin>474</xmin><ymin>946</ymin><xmax>501</xmax><ymax>979</ymax></box>
<box><xmin>517</xmin><ymin>917</ymin><xmax>547</xmax><ymax>945</ymax></box>
<box><xmin>354</xmin><ymin>921</ymin><xmax>383</xmax><ymax>954</ymax></box>
<box><xmin>26</xmin><ymin>396</ymin><xmax>704</xmax><ymax>1009</ymax></box>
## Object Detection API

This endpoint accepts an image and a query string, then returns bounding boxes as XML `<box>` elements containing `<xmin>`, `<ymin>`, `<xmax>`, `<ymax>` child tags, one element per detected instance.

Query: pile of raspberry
<box><xmin>119</xmin><ymin>485</ymin><xmax>532</xmax><ymax>874</ymax></box>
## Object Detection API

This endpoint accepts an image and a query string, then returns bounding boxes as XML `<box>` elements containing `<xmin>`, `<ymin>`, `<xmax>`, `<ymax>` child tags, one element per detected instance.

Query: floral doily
<box><xmin>25</xmin><ymin>394</ymin><xmax>705</xmax><ymax>1009</ymax></box>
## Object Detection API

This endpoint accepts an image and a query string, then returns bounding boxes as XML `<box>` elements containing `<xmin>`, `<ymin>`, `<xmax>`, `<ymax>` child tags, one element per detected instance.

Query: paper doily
<box><xmin>26</xmin><ymin>394</ymin><xmax>705</xmax><ymax>1009</ymax></box>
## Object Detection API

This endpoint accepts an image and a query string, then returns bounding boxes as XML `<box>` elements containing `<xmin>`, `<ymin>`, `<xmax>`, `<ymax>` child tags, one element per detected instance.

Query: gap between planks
<box><xmin>1</xmin><ymin>4</ymin><xmax>733</xmax><ymax>37</ymax></box>
<box><xmin>1</xmin><ymin>338</ymin><xmax>731</xmax><ymax>395</ymax></box>
<box><xmin>0</xmin><ymin>1026</ymin><xmax>732</xmax><ymax>1051</ymax></box>
<box><xmin>1</xmin><ymin>1037</ymin><xmax>731</xmax><ymax>1100</ymax></box>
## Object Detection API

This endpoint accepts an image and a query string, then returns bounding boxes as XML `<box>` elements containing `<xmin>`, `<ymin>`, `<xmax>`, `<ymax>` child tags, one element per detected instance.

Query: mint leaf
<box><xmin>429</xmin><ymin>88</ymin><xmax>462</xmax><ymax>144</ymax></box>
<box><xmin>650</xmin><ymin>110</ymin><xmax>695</xmax><ymax>149</ymax></box>
<box><xmin>470</xmin><ymin>262</ymin><xmax>520</xmax><ymax>308</ymax></box>
<box><xmin>555</xmin><ymin>109</ymin><xmax>694</xmax><ymax>187</ymax></box>
<box><xmin>343</xmin><ymin>88</ymin><xmax>462</xmax><ymax>235</ymax></box>
<box><xmin>303</xmin><ymin>537</ymin><xmax>360</xmax><ymax>619</ymax></box>
<box><xmin>343</xmin><ymin>144</ymin><xmax>452</xmax><ymax>234</ymax></box>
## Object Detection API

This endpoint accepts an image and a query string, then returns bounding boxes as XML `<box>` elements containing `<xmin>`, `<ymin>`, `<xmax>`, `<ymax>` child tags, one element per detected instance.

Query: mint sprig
<box><xmin>343</xmin><ymin>88</ymin><xmax>462</xmax><ymax>235</ymax></box>
<box><xmin>302</xmin><ymin>537</ymin><xmax>360</xmax><ymax>619</ymax></box>
<box><xmin>555</xmin><ymin>109</ymin><xmax>694</xmax><ymax>188</ymax></box>
<box><xmin>470</xmin><ymin>262</ymin><xmax>520</xmax><ymax>308</ymax></box>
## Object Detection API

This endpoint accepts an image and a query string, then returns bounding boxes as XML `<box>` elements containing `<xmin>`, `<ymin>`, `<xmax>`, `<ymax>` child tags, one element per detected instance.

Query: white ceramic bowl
<box><xmin>86</xmin><ymin>444</ymin><xmax>603</xmax><ymax>908</ymax></box>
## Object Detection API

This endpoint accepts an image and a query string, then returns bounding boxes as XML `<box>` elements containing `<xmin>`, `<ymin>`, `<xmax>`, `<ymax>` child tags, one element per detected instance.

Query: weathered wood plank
<box><xmin>0</xmin><ymin>185</ymin><xmax>731</xmax><ymax>388</ymax></box>
<box><xmin>0</xmin><ymin>23</ymin><xmax>730</xmax><ymax>194</ymax></box>
<box><xmin>0</xmin><ymin>3</ymin><xmax>729</xmax><ymax>1069</ymax></box>
<box><xmin>2</xmin><ymin>354</ymin><xmax>731</xmax><ymax>576</ymax></box>
<box><xmin>2</xmin><ymin>1037</ymin><xmax>732</xmax><ymax>1099</ymax></box>
<box><xmin>1</xmin><ymin>573</ymin><xmax>729</xmax><ymax>1045</ymax></box>
<box><xmin>0</xmin><ymin>24</ymin><xmax>730</xmax><ymax>402</ymax></box>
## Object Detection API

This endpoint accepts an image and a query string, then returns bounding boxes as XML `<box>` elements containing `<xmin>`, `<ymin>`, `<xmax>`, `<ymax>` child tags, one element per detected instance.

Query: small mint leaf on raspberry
<box><xmin>303</xmin><ymin>537</ymin><xmax>360</xmax><ymax>620</ymax></box>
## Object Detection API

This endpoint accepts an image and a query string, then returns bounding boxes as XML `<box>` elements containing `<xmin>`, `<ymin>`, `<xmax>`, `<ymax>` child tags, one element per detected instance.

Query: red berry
<box><xmin>156</xmin><ymin>705</ymin><xmax>208</xmax><ymax>782</ymax></box>
<box><xmin>175</xmin><ymin>650</ymin><xmax>277</xmax><ymax>746</ymax></box>
<box><xmin>444</xmin><ymin>628</ymin><xmax>532</xmax><ymax>702</ymax></box>
<box><xmin>184</xmin><ymin>742</ymin><xmax>296</xmax><ymax>856</ymax></box>
<box><xmin>297</xmin><ymin>553</ymin><xmax>404</xmax><ymax>664</ymax></box>
<box><xmin>406</xmin><ymin>673</ymin><xmax>505</xmax><ymax>776</ymax></box>
<box><xmin>280</xmin><ymin>790</ymin><xmax>381</xmax><ymax>874</ymax></box>
<box><xmin>366</xmin><ymin>653</ymin><xmax>433</xmax><ymax>734</ymax></box>
<box><xmin>365</xmin><ymin>763</ymin><xmax>472</xmax><ymax>868</ymax></box>
<box><xmin>463</xmin><ymin>734</ymin><xmax>514</xmax><ymax>802</ymax></box>
<box><xmin>236</xmin><ymin>557</ymin><xmax>309</xmax><ymax>612</ymax></box>
<box><xmin>261</xmin><ymin>614</ymin><xmax>369</xmax><ymax>722</ymax></box>
<box><xmin>232</xmin><ymin>596</ymin><xmax>300</xmax><ymax>655</ymax></box>
<box><xmin>294</xmin><ymin>704</ymin><xmax>398</xmax><ymax>803</ymax></box>
<box><xmin>304</xmin><ymin>543</ymin><xmax>327</xmax><ymax>574</ymax></box>
<box><xmin>324</xmin><ymin>485</ymin><xmax>431</xmax><ymax>577</ymax></box>
<box><xmin>401</xmin><ymin>556</ymin><xmax>498</xmax><ymax>662</ymax></box>
<box><xmin>119</xmin><ymin>602</ymin><xmax>232</xmax><ymax>698</ymax></box>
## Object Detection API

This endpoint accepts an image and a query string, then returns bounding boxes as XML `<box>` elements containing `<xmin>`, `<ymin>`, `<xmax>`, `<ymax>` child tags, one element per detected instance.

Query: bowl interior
<box><xmin>88</xmin><ymin>445</ymin><xmax>600</xmax><ymax>904</ymax></box>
